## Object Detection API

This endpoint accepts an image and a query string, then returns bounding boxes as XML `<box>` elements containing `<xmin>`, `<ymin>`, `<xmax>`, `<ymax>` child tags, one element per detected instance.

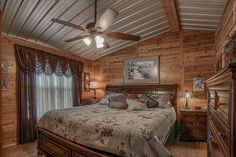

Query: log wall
<box><xmin>215</xmin><ymin>0</ymin><xmax>236</xmax><ymax>66</ymax></box>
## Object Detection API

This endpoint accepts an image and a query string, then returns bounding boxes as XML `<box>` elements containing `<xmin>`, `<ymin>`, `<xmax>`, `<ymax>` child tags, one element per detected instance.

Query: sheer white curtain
<box><xmin>36</xmin><ymin>73</ymin><xmax>73</xmax><ymax>120</ymax></box>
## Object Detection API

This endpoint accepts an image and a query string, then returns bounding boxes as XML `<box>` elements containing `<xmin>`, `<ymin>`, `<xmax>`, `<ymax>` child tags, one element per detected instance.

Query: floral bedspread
<box><xmin>37</xmin><ymin>104</ymin><xmax>176</xmax><ymax>157</ymax></box>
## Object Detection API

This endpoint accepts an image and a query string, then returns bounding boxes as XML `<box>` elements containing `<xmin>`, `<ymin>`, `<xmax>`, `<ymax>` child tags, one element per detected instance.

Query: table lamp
<box><xmin>89</xmin><ymin>80</ymin><xmax>99</xmax><ymax>99</ymax></box>
<box><xmin>182</xmin><ymin>90</ymin><xmax>193</xmax><ymax>110</ymax></box>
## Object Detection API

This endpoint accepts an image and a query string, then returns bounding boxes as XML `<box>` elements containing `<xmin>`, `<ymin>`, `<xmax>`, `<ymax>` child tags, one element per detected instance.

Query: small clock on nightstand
<box><xmin>180</xmin><ymin>108</ymin><xmax>207</xmax><ymax>141</ymax></box>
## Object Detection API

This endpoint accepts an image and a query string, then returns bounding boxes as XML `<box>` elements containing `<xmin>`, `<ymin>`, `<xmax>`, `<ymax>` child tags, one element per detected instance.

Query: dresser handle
<box><xmin>218</xmin><ymin>132</ymin><xmax>225</xmax><ymax>138</ymax></box>
<box><xmin>207</xmin><ymin>136</ymin><xmax>214</xmax><ymax>144</ymax></box>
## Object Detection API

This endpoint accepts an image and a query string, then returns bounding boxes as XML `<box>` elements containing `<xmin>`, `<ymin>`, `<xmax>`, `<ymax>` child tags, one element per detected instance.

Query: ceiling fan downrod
<box><xmin>95</xmin><ymin>0</ymin><xmax>97</xmax><ymax>23</ymax></box>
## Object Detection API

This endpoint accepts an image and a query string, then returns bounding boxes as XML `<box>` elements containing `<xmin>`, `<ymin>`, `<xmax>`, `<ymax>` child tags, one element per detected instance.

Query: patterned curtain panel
<box><xmin>14</xmin><ymin>45</ymin><xmax>83</xmax><ymax>144</ymax></box>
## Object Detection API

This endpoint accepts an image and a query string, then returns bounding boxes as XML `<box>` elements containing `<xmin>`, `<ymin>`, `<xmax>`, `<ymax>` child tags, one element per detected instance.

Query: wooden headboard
<box><xmin>105</xmin><ymin>84</ymin><xmax>178</xmax><ymax>111</ymax></box>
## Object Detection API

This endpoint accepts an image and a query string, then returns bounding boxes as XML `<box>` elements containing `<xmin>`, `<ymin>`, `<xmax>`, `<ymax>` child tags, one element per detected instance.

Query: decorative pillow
<box><xmin>99</xmin><ymin>93</ymin><xmax>123</xmax><ymax>105</ymax></box>
<box><xmin>145</xmin><ymin>95</ymin><xmax>159</xmax><ymax>108</ymax></box>
<box><xmin>126</xmin><ymin>99</ymin><xmax>147</xmax><ymax>111</ymax></box>
<box><xmin>154</xmin><ymin>94</ymin><xmax>171</xmax><ymax>107</ymax></box>
<box><xmin>108</xmin><ymin>95</ymin><xmax>128</xmax><ymax>109</ymax></box>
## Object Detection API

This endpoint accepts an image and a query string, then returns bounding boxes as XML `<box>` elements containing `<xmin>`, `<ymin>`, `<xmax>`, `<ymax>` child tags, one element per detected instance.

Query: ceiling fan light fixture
<box><xmin>95</xmin><ymin>35</ymin><xmax>104</xmax><ymax>44</ymax></box>
<box><xmin>83</xmin><ymin>37</ymin><xmax>92</xmax><ymax>46</ymax></box>
<box><xmin>96</xmin><ymin>43</ymin><xmax>104</xmax><ymax>48</ymax></box>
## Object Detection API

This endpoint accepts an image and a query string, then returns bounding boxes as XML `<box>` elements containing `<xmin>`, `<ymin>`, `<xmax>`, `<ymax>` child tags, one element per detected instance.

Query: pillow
<box><xmin>99</xmin><ymin>93</ymin><xmax>123</xmax><ymax>105</ymax></box>
<box><xmin>126</xmin><ymin>93</ymin><xmax>139</xmax><ymax>99</ymax></box>
<box><xmin>145</xmin><ymin>95</ymin><xmax>159</xmax><ymax>108</ymax></box>
<box><xmin>108</xmin><ymin>95</ymin><xmax>128</xmax><ymax>109</ymax></box>
<box><xmin>153</xmin><ymin>94</ymin><xmax>171</xmax><ymax>107</ymax></box>
<box><xmin>126</xmin><ymin>99</ymin><xmax>147</xmax><ymax>111</ymax></box>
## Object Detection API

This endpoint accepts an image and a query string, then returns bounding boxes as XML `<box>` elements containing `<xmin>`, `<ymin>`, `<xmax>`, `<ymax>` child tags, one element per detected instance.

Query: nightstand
<box><xmin>180</xmin><ymin>109</ymin><xmax>207</xmax><ymax>141</ymax></box>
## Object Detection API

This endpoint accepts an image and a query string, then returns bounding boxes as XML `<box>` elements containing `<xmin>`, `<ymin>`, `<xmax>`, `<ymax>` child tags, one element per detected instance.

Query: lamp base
<box><xmin>183</xmin><ymin>106</ymin><xmax>191</xmax><ymax>110</ymax></box>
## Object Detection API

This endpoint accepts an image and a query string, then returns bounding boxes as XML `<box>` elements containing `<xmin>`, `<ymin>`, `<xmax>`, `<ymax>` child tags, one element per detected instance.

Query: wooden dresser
<box><xmin>206</xmin><ymin>63</ymin><xmax>236</xmax><ymax>157</ymax></box>
<box><xmin>180</xmin><ymin>109</ymin><xmax>207</xmax><ymax>141</ymax></box>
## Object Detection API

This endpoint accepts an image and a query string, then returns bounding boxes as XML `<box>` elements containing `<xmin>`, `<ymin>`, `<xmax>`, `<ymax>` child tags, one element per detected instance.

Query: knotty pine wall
<box><xmin>215</xmin><ymin>0</ymin><xmax>236</xmax><ymax>66</ymax></box>
<box><xmin>1</xmin><ymin>34</ymin><xmax>93</xmax><ymax>146</ymax></box>
<box><xmin>93</xmin><ymin>30</ymin><xmax>216</xmax><ymax>111</ymax></box>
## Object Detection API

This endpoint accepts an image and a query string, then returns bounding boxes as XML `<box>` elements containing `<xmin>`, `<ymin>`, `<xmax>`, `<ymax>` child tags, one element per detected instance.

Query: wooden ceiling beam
<box><xmin>160</xmin><ymin>0</ymin><xmax>180</xmax><ymax>32</ymax></box>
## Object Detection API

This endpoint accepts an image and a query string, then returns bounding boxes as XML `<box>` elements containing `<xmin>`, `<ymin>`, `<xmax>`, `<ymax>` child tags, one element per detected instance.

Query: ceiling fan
<box><xmin>51</xmin><ymin>0</ymin><xmax>140</xmax><ymax>49</ymax></box>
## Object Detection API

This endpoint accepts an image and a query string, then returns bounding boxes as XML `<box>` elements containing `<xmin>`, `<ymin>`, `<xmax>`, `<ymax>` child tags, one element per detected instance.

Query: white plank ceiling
<box><xmin>177</xmin><ymin>0</ymin><xmax>228</xmax><ymax>31</ymax></box>
<box><xmin>0</xmin><ymin>0</ymin><xmax>228</xmax><ymax>60</ymax></box>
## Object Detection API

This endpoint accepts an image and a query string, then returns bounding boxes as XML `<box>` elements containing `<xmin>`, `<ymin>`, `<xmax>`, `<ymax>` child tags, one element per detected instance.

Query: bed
<box><xmin>36</xmin><ymin>84</ymin><xmax>177</xmax><ymax>157</ymax></box>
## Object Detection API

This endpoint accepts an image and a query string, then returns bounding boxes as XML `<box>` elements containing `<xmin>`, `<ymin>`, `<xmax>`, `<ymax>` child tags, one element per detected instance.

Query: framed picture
<box><xmin>1</xmin><ymin>59</ymin><xmax>8</xmax><ymax>73</ymax></box>
<box><xmin>123</xmin><ymin>56</ymin><xmax>159</xmax><ymax>84</ymax></box>
<box><xmin>84</xmin><ymin>82</ymin><xmax>90</xmax><ymax>92</ymax></box>
<box><xmin>193</xmin><ymin>77</ymin><xmax>205</xmax><ymax>91</ymax></box>
<box><xmin>84</xmin><ymin>72</ymin><xmax>90</xmax><ymax>82</ymax></box>
<box><xmin>1</xmin><ymin>74</ymin><xmax>8</xmax><ymax>90</ymax></box>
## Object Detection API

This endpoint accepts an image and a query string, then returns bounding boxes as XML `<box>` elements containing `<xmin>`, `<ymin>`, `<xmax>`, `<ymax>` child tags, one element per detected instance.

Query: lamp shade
<box><xmin>181</xmin><ymin>90</ymin><xmax>193</xmax><ymax>98</ymax></box>
<box><xmin>89</xmin><ymin>81</ymin><xmax>99</xmax><ymax>89</ymax></box>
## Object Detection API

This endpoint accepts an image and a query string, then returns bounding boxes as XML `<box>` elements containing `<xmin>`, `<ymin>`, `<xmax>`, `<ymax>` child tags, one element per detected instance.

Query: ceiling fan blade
<box><xmin>105</xmin><ymin>32</ymin><xmax>140</xmax><ymax>41</ymax></box>
<box><xmin>51</xmin><ymin>18</ymin><xmax>85</xmax><ymax>31</ymax></box>
<box><xmin>95</xmin><ymin>8</ymin><xmax>118</xmax><ymax>32</ymax></box>
<box><xmin>64</xmin><ymin>35</ymin><xmax>90</xmax><ymax>42</ymax></box>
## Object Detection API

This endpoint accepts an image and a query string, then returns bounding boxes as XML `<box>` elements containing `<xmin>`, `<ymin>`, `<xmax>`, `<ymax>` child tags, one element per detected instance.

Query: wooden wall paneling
<box><xmin>0</xmin><ymin>11</ymin><xmax>2</xmax><ymax>155</ymax></box>
<box><xmin>1</xmin><ymin>35</ymin><xmax>92</xmax><ymax>146</ymax></box>
<box><xmin>93</xmin><ymin>30</ymin><xmax>216</xmax><ymax>111</ymax></box>
<box><xmin>183</xmin><ymin>30</ymin><xmax>216</xmax><ymax>106</ymax></box>
<box><xmin>215</xmin><ymin>0</ymin><xmax>236</xmax><ymax>64</ymax></box>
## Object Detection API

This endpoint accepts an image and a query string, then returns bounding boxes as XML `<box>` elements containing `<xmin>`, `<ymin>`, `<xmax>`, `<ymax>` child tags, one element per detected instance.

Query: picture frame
<box><xmin>123</xmin><ymin>56</ymin><xmax>159</xmax><ymax>84</ymax></box>
<box><xmin>84</xmin><ymin>82</ymin><xmax>90</xmax><ymax>92</ymax></box>
<box><xmin>193</xmin><ymin>77</ymin><xmax>205</xmax><ymax>92</ymax></box>
<box><xmin>84</xmin><ymin>72</ymin><xmax>90</xmax><ymax>82</ymax></box>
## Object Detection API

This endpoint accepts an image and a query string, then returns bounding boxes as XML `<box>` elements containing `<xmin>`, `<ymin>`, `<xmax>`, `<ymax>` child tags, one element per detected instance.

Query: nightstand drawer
<box><xmin>180</xmin><ymin>109</ymin><xmax>207</xmax><ymax>141</ymax></box>
<box><xmin>181</xmin><ymin>113</ymin><xmax>206</xmax><ymax>122</ymax></box>
<box><xmin>183</xmin><ymin>121</ymin><xmax>207</xmax><ymax>130</ymax></box>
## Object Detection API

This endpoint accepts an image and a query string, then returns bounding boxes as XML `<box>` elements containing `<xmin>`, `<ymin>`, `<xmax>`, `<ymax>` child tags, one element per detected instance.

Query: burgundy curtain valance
<box><xmin>14</xmin><ymin>45</ymin><xmax>83</xmax><ymax>77</ymax></box>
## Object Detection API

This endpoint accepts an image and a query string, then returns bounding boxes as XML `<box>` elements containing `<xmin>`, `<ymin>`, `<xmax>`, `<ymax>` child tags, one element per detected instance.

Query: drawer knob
<box><xmin>207</xmin><ymin>136</ymin><xmax>214</xmax><ymax>143</ymax></box>
<box><xmin>218</xmin><ymin>132</ymin><xmax>225</xmax><ymax>138</ymax></box>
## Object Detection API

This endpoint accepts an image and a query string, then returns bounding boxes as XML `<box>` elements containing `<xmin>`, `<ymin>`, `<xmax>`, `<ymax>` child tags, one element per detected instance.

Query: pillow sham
<box><xmin>151</xmin><ymin>94</ymin><xmax>171</xmax><ymax>107</ymax></box>
<box><xmin>126</xmin><ymin>99</ymin><xmax>147</xmax><ymax>111</ymax></box>
<box><xmin>126</xmin><ymin>93</ymin><xmax>139</xmax><ymax>99</ymax></box>
<box><xmin>99</xmin><ymin>93</ymin><xmax>123</xmax><ymax>105</ymax></box>
<box><xmin>108</xmin><ymin>95</ymin><xmax>128</xmax><ymax>109</ymax></box>
<box><xmin>145</xmin><ymin>95</ymin><xmax>159</xmax><ymax>108</ymax></box>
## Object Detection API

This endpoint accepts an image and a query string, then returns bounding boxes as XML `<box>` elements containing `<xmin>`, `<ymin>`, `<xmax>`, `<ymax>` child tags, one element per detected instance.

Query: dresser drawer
<box><xmin>39</xmin><ymin>135</ymin><xmax>71</xmax><ymax>157</ymax></box>
<box><xmin>72</xmin><ymin>152</ymin><xmax>87</xmax><ymax>157</ymax></box>
<box><xmin>210</xmin><ymin>113</ymin><xmax>230</xmax><ymax>147</ymax></box>
<box><xmin>208</xmin><ymin>128</ymin><xmax>226</xmax><ymax>157</ymax></box>
<box><xmin>209</xmin><ymin>116</ymin><xmax>229</xmax><ymax>157</ymax></box>
<box><xmin>213</xmin><ymin>90</ymin><xmax>230</xmax><ymax>126</ymax></box>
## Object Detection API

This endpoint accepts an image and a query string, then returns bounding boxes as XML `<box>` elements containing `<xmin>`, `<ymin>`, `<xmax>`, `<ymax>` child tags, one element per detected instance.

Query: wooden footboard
<box><xmin>37</xmin><ymin>126</ymin><xmax>174</xmax><ymax>157</ymax></box>
<box><xmin>37</xmin><ymin>128</ymin><xmax>119</xmax><ymax>157</ymax></box>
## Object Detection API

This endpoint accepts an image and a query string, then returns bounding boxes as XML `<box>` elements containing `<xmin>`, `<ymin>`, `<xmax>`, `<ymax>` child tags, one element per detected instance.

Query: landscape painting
<box><xmin>123</xmin><ymin>57</ymin><xmax>159</xmax><ymax>84</ymax></box>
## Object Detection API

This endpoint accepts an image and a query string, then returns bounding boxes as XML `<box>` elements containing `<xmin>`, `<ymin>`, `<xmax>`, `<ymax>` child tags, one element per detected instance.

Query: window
<box><xmin>35</xmin><ymin>73</ymin><xmax>73</xmax><ymax>120</ymax></box>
